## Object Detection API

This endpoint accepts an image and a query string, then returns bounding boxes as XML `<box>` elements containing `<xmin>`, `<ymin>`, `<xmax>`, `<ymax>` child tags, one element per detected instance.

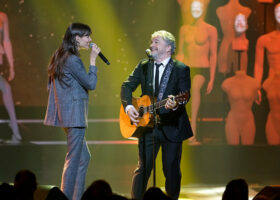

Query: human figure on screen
<box><xmin>221</xmin><ymin>70</ymin><xmax>260</xmax><ymax>145</ymax></box>
<box><xmin>176</xmin><ymin>0</ymin><xmax>217</xmax><ymax>144</ymax></box>
<box><xmin>254</xmin><ymin>3</ymin><xmax>280</xmax><ymax>103</ymax></box>
<box><xmin>262</xmin><ymin>71</ymin><xmax>280</xmax><ymax>145</ymax></box>
<box><xmin>230</xmin><ymin>13</ymin><xmax>249</xmax><ymax>72</ymax></box>
<box><xmin>177</xmin><ymin>0</ymin><xmax>210</xmax><ymax>25</ymax></box>
<box><xmin>216</xmin><ymin>0</ymin><xmax>251</xmax><ymax>74</ymax></box>
<box><xmin>0</xmin><ymin>11</ymin><xmax>21</xmax><ymax>143</ymax></box>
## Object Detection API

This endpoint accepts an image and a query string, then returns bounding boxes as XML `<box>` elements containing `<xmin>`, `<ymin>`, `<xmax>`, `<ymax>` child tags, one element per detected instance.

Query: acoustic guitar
<box><xmin>119</xmin><ymin>92</ymin><xmax>189</xmax><ymax>138</ymax></box>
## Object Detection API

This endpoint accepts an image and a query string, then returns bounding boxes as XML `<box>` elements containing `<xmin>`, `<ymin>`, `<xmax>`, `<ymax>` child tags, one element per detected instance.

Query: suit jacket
<box><xmin>121</xmin><ymin>58</ymin><xmax>193</xmax><ymax>142</ymax></box>
<box><xmin>44</xmin><ymin>55</ymin><xmax>97</xmax><ymax>128</ymax></box>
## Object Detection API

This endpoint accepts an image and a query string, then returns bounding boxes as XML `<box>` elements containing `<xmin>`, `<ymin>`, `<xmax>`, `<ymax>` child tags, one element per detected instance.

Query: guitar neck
<box><xmin>154</xmin><ymin>99</ymin><xmax>168</xmax><ymax>110</ymax></box>
<box><xmin>146</xmin><ymin>98</ymin><xmax>168</xmax><ymax>114</ymax></box>
<box><xmin>139</xmin><ymin>92</ymin><xmax>189</xmax><ymax>115</ymax></box>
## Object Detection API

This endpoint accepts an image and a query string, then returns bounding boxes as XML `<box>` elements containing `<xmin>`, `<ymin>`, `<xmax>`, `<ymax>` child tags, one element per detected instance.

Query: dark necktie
<box><xmin>155</xmin><ymin>63</ymin><xmax>162</xmax><ymax>96</ymax></box>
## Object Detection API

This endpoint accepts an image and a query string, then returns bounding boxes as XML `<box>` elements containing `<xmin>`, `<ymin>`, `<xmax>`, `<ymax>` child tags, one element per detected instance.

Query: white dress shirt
<box><xmin>125</xmin><ymin>57</ymin><xmax>171</xmax><ymax>113</ymax></box>
<box><xmin>153</xmin><ymin>57</ymin><xmax>171</xmax><ymax>91</ymax></box>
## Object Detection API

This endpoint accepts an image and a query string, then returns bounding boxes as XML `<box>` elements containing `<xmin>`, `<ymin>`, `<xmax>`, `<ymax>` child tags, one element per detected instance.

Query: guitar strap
<box><xmin>157</xmin><ymin>59</ymin><xmax>174</xmax><ymax>101</ymax></box>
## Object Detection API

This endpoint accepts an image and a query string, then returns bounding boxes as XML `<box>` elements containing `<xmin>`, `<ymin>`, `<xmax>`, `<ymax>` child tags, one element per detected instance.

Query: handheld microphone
<box><xmin>145</xmin><ymin>49</ymin><xmax>152</xmax><ymax>59</ymax></box>
<box><xmin>89</xmin><ymin>43</ymin><xmax>110</xmax><ymax>65</ymax></box>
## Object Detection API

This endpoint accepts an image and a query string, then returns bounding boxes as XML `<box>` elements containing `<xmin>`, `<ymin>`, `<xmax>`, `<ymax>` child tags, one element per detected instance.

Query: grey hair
<box><xmin>151</xmin><ymin>30</ymin><xmax>176</xmax><ymax>55</ymax></box>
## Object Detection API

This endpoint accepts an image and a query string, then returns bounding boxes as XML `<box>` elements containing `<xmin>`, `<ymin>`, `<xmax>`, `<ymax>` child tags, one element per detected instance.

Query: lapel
<box><xmin>159</xmin><ymin>59</ymin><xmax>175</xmax><ymax>86</ymax></box>
<box><xmin>157</xmin><ymin>59</ymin><xmax>175</xmax><ymax>101</ymax></box>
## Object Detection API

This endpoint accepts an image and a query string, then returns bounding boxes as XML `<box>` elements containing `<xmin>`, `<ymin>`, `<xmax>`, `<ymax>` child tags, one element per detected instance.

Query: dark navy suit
<box><xmin>121</xmin><ymin>58</ymin><xmax>193</xmax><ymax>199</ymax></box>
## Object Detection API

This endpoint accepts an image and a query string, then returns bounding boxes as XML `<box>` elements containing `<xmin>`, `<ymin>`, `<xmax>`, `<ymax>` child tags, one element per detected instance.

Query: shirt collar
<box><xmin>155</xmin><ymin>57</ymin><xmax>171</xmax><ymax>67</ymax></box>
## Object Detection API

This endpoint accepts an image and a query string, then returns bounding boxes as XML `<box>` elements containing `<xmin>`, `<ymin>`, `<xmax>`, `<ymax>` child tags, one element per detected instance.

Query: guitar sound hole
<box><xmin>138</xmin><ymin>107</ymin><xmax>144</xmax><ymax>117</ymax></box>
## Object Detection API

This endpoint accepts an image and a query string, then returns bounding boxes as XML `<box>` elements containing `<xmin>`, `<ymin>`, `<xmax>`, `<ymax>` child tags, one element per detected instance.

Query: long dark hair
<box><xmin>48</xmin><ymin>23</ymin><xmax>92</xmax><ymax>81</ymax></box>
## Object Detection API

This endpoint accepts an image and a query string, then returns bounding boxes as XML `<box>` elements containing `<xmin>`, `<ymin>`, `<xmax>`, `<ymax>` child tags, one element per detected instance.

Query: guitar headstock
<box><xmin>175</xmin><ymin>91</ymin><xmax>190</xmax><ymax>105</ymax></box>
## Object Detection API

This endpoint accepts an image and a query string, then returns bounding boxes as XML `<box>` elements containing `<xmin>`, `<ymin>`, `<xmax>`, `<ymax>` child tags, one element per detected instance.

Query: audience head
<box><xmin>272</xmin><ymin>195</ymin><xmax>280</xmax><ymax>200</ymax></box>
<box><xmin>0</xmin><ymin>183</ymin><xmax>15</xmax><ymax>199</ymax></box>
<box><xmin>82</xmin><ymin>179</ymin><xmax>113</xmax><ymax>200</ymax></box>
<box><xmin>14</xmin><ymin>169</ymin><xmax>37</xmax><ymax>199</ymax></box>
<box><xmin>143</xmin><ymin>187</ymin><xmax>172</xmax><ymax>200</ymax></box>
<box><xmin>253</xmin><ymin>194</ymin><xmax>269</xmax><ymax>200</ymax></box>
<box><xmin>222</xmin><ymin>178</ymin><xmax>248</xmax><ymax>200</ymax></box>
<box><xmin>45</xmin><ymin>186</ymin><xmax>68</xmax><ymax>200</ymax></box>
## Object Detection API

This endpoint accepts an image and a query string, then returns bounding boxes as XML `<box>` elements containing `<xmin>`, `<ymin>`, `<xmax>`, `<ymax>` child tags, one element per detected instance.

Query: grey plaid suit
<box><xmin>44</xmin><ymin>54</ymin><xmax>97</xmax><ymax>200</ymax></box>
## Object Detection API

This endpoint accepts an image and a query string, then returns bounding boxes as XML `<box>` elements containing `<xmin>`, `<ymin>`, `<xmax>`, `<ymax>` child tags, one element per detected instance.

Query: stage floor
<box><xmin>0</xmin><ymin>140</ymin><xmax>277</xmax><ymax>200</ymax></box>
<box><xmin>0</xmin><ymin>121</ymin><xmax>279</xmax><ymax>199</ymax></box>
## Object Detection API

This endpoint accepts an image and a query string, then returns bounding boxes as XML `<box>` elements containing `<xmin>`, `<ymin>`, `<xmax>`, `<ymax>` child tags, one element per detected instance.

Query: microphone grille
<box><xmin>145</xmin><ymin>49</ymin><xmax>152</xmax><ymax>57</ymax></box>
<box><xmin>89</xmin><ymin>43</ymin><xmax>94</xmax><ymax>48</ymax></box>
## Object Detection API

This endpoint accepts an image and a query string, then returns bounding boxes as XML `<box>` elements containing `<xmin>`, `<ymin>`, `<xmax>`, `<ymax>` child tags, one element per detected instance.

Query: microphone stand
<box><xmin>150</xmin><ymin>58</ymin><xmax>157</xmax><ymax>188</ymax></box>
<box><xmin>144</xmin><ymin>49</ymin><xmax>158</xmax><ymax>187</ymax></box>
<box><xmin>145</xmin><ymin>52</ymin><xmax>158</xmax><ymax>188</ymax></box>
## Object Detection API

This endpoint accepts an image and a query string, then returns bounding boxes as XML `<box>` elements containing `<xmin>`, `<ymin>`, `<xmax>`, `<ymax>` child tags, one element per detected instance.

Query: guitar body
<box><xmin>119</xmin><ymin>95</ymin><xmax>154</xmax><ymax>138</ymax></box>
<box><xmin>119</xmin><ymin>91</ymin><xmax>189</xmax><ymax>138</ymax></box>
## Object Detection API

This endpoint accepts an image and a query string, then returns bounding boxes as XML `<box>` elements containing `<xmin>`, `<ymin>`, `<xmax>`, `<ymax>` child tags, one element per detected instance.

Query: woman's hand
<box><xmin>90</xmin><ymin>43</ymin><xmax>101</xmax><ymax>66</ymax></box>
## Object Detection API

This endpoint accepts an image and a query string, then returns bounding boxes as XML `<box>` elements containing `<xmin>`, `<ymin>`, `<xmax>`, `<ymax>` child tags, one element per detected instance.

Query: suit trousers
<box><xmin>61</xmin><ymin>127</ymin><xmax>91</xmax><ymax>200</ymax></box>
<box><xmin>131</xmin><ymin>127</ymin><xmax>182</xmax><ymax>200</ymax></box>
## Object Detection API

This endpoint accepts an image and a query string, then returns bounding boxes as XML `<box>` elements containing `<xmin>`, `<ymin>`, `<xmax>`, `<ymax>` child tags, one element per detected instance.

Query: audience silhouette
<box><xmin>6</xmin><ymin>170</ymin><xmax>280</xmax><ymax>200</ymax></box>
<box><xmin>222</xmin><ymin>178</ymin><xmax>248</xmax><ymax>200</ymax></box>
<box><xmin>142</xmin><ymin>187</ymin><xmax>172</xmax><ymax>200</ymax></box>
<box><xmin>14</xmin><ymin>169</ymin><xmax>37</xmax><ymax>200</ymax></box>
<box><xmin>0</xmin><ymin>182</ymin><xmax>16</xmax><ymax>199</ymax></box>
<box><xmin>0</xmin><ymin>169</ymin><xmax>67</xmax><ymax>200</ymax></box>
<box><xmin>81</xmin><ymin>179</ymin><xmax>129</xmax><ymax>200</ymax></box>
<box><xmin>45</xmin><ymin>186</ymin><xmax>68</xmax><ymax>200</ymax></box>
